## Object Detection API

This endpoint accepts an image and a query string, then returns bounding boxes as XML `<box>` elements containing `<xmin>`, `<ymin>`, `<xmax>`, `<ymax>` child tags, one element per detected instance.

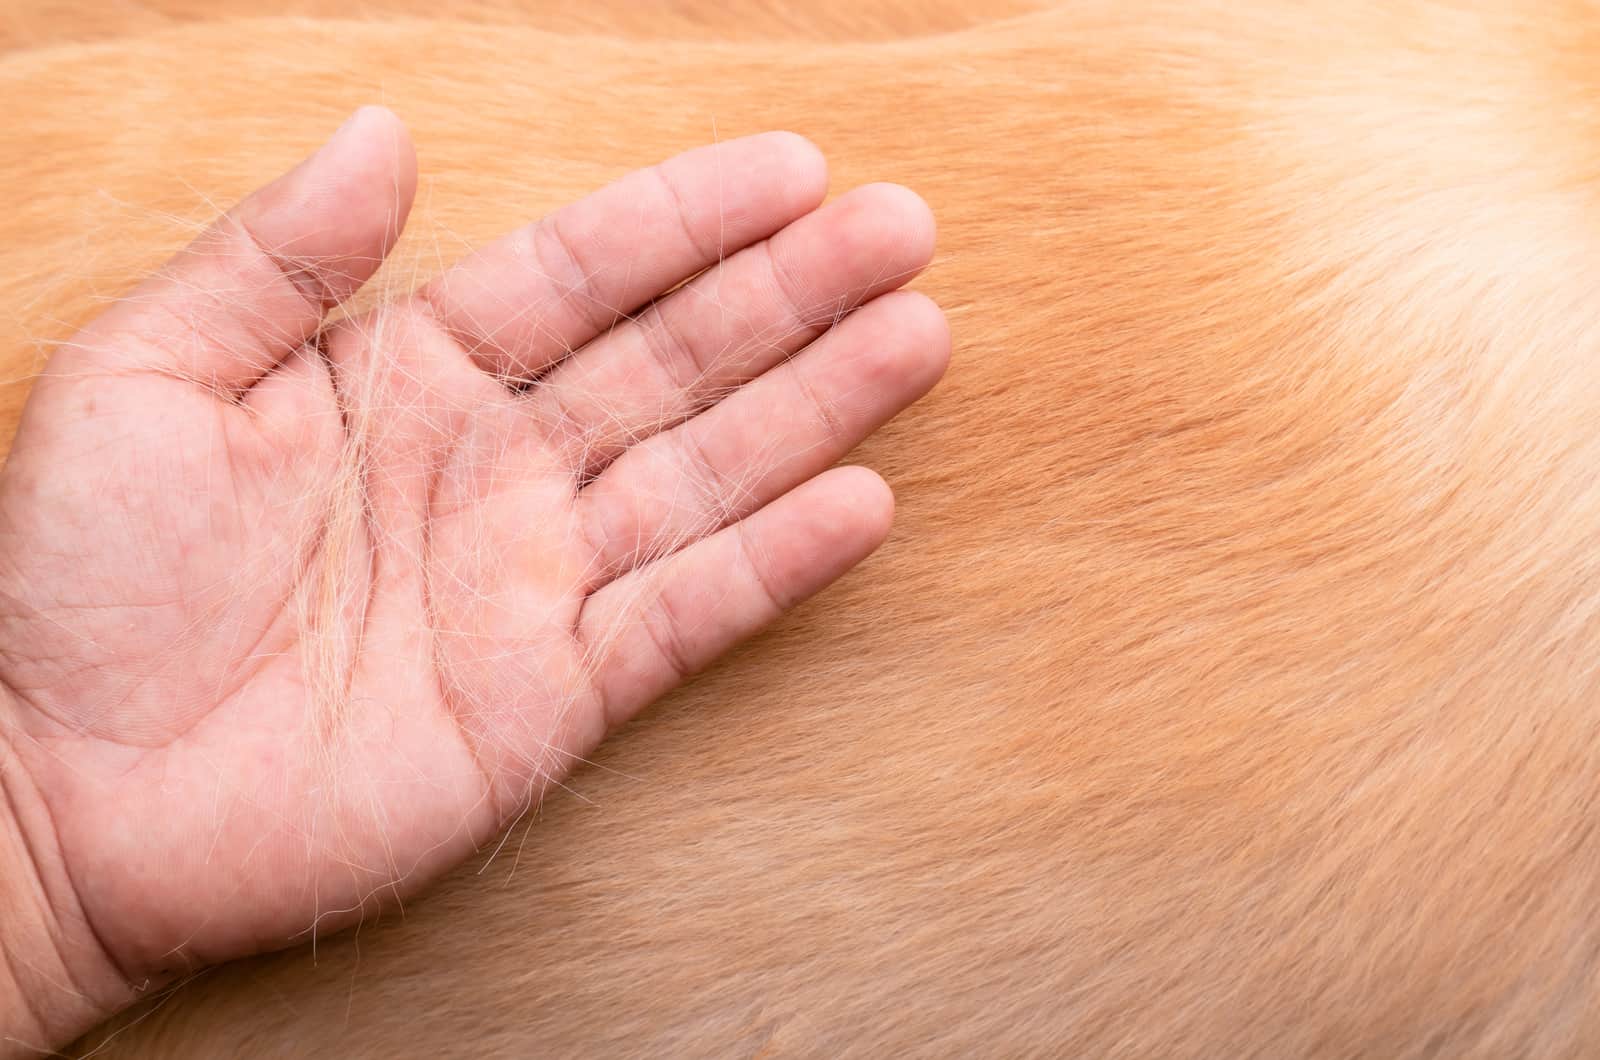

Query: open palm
<box><xmin>0</xmin><ymin>107</ymin><xmax>945</xmax><ymax>1019</ymax></box>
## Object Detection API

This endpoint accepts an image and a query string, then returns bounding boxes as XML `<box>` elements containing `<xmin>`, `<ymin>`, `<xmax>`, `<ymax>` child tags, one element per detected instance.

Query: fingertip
<box><xmin>344</xmin><ymin>104</ymin><xmax>409</xmax><ymax>139</ymax></box>
<box><xmin>761</xmin><ymin>130</ymin><xmax>830</xmax><ymax>208</ymax></box>
<box><xmin>869</xmin><ymin>289</ymin><xmax>953</xmax><ymax>395</ymax></box>
<box><xmin>857</xmin><ymin>182</ymin><xmax>937</xmax><ymax>266</ymax></box>
<box><xmin>820</xmin><ymin>465</ymin><xmax>896</xmax><ymax>549</ymax></box>
<box><xmin>301</xmin><ymin>105</ymin><xmax>417</xmax><ymax>206</ymax></box>
<box><xmin>821</xmin><ymin>183</ymin><xmax>937</xmax><ymax>289</ymax></box>
<box><xmin>319</xmin><ymin>104</ymin><xmax>419</xmax><ymax>233</ymax></box>
<box><xmin>749</xmin><ymin>466</ymin><xmax>894</xmax><ymax>615</ymax></box>
<box><xmin>240</xmin><ymin>105</ymin><xmax>418</xmax><ymax>305</ymax></box>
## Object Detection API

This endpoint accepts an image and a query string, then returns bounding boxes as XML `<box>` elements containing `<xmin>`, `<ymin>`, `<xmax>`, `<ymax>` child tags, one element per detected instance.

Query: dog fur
<box><xmin>3</xmin><ymin>1</ymin><xmax>1600</xmax><ymax>1055</ymax></box>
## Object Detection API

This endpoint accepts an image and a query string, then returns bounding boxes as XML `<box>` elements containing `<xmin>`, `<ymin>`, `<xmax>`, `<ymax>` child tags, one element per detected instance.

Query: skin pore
<box><xmin>0</xmin><ymin>106</ymin><xmax>947</xmax><ymax>1054</ymax></box>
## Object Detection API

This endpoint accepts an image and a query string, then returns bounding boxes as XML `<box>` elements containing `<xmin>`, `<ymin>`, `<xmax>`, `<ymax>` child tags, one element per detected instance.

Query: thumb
<box><xmin>60</xmin><ymin>105</ymin><xmax>417</xmax><ymax>397</ymax></box>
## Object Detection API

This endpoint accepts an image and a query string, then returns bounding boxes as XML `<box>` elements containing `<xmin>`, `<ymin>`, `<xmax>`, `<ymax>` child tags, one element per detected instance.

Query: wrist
<box><xmin>0</xmin><ymin>720</ymin><xmax>125</xmax><ymax>1055</ymax></box>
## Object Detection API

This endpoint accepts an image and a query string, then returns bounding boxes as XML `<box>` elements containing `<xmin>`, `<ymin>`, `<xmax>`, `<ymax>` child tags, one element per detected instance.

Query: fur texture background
<box><xmin>3</xmin><ymin>0</ymin><xmax>1600</xmax><ymax>1055</ymax></box>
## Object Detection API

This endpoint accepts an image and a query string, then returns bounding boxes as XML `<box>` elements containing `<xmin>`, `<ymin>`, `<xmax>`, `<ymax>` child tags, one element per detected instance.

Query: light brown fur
<box><xmin>4</xmin><ymin>1</ymin><xmax>1600</xmax><ymax>1055</ymax></box>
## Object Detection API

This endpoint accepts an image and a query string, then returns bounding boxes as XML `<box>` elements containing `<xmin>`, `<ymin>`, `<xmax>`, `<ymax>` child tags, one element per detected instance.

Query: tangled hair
<box><xmin>5</xmin><ymin>0</ymin><xmax>1600</xmax><ymax>1055</ymax></box>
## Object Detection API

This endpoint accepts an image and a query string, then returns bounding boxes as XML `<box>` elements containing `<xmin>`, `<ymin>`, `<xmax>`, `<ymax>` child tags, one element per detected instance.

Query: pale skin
<box><xmin>0</xmin><ymin>107</ymin><xmax>947</xmax><ymax>1053</ymax></box>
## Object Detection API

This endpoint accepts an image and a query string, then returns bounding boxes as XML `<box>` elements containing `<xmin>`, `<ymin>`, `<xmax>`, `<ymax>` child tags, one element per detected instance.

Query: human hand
<box><xmin>0</xmin><ymin>107</ymin><xmax>946</xmax><ymax>1051</ymax></box>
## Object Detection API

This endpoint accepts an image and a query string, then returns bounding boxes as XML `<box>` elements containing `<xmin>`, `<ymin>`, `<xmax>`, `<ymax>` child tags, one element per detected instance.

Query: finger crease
<box><xmin>791</xmin><ymin>362</ymin><xmax>848</xmax><ymax>444</ymax></box>
<box><xmin>763</xmin><ymin>247</ymin><xmax>817</xmax><ymax>349</ymax></box>
<box><xmin>536</xmin><ymin>213</ymin><xmax>617</xmax><ymax>338</ymax></box>
<box><xmin>234</xmin><ymin>214</ymin><xmax>331</xmax><ymax>314</ymax></box>
<box><xmin>651</xmin><ymin>166</ymin><xmax>720</xmax><ymax>264</ymax></box>
<box><xmin>642</xmin><ymin>578</ymin><xmax>699</xmax><ymax>686</ymax></box>
<box><xmin>640</xmin><ymin>302</ymin><xmax>708</xmax><ymax>393</ymax></box>
<box><xmin>734</xmin><ymin>520</ymin><xmax>789</xmax><ymax>615</ymax></box>
<box><xmin>676</xmin><ymin>427</ymin><xmax>736</xmax><ymax>526</ymax></box>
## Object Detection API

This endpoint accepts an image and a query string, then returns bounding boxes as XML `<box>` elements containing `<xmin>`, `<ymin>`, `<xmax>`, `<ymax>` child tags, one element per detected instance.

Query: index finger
<box><xmin>416</xmin><ymin>132</ymin><xmax>829</xmax><ymax>384</ymax></box>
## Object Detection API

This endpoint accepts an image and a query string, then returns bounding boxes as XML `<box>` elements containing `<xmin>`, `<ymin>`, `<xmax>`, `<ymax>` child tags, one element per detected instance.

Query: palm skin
<box><xmin>0</xmin><ymin>108</ymin><xmax>946</xmax><ymax>1047</ymax></box>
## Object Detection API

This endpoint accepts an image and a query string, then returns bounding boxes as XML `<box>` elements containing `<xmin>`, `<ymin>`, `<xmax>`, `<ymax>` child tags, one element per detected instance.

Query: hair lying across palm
<box><xmin>0</xmin><ymin>108</ymin><xmax>946</xmax><ymax>982</ymax></box>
